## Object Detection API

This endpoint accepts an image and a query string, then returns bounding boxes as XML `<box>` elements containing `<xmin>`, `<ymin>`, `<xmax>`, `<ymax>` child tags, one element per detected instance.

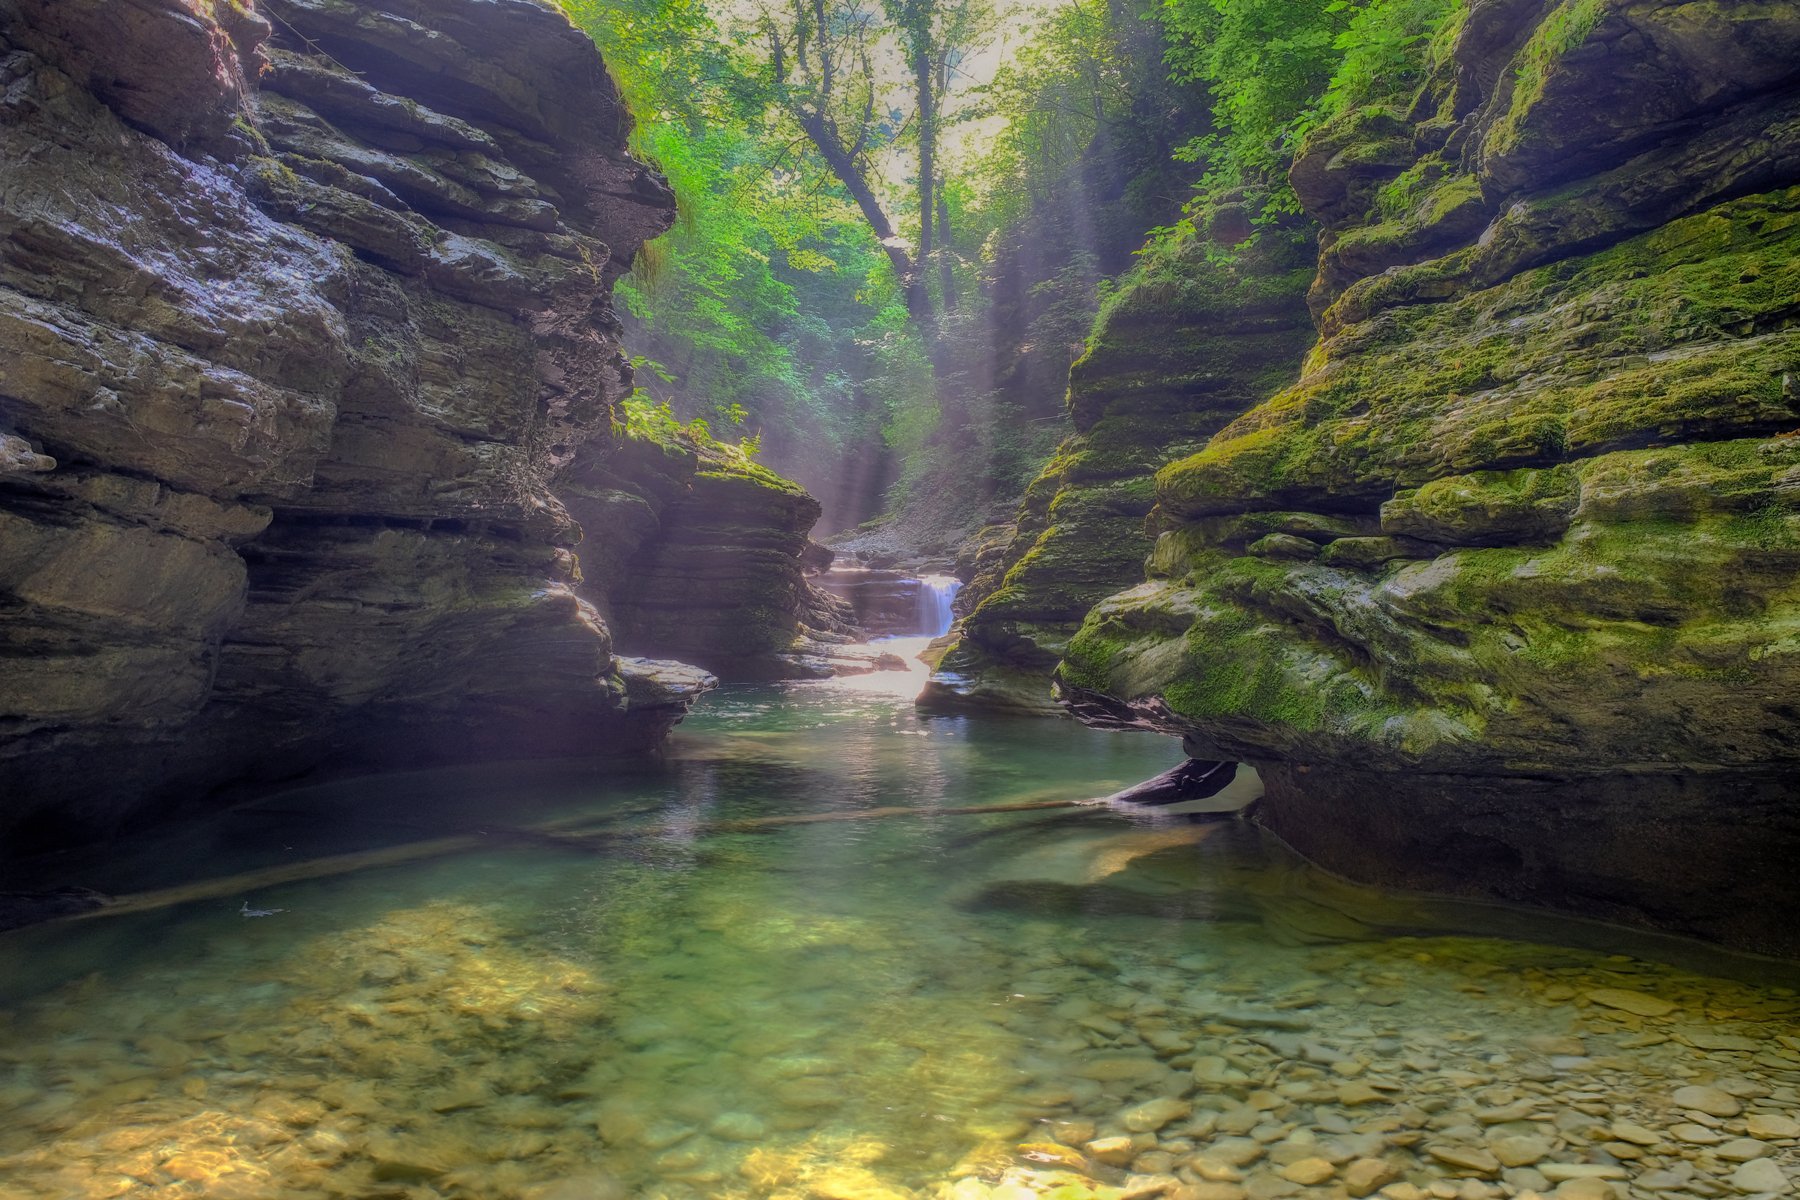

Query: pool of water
<box><xmin>1</xmin><ymin>650</ymin><xmax>1797</xmax><ymax>1200</ymax></box>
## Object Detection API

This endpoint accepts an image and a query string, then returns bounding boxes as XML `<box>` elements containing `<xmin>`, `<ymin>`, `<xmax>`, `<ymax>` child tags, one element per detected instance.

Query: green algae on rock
<box><xmin>920</xmin><ymin>229</ymin><xmax>1318</xmax><ymax>714</ymax></box>
<box><xmin>1056</xmin><ymin>0</ymin><xmax>1800</xmax><ymax>954</ymax></box>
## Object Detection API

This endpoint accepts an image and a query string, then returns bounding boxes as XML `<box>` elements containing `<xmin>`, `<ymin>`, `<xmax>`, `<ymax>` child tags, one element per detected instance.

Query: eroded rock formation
<box><xmin>0</xmin><ymin>0</ymin><xmax>708</xmax><ymax>848</ymax></box>
<box><xmin>921</xmin><ymin>234</ymin><xmax>1318</xmax><ymax>713</ymax></box>
<box><xmin>563</xmin><ymin>428</ymin><xmax>868</xmax><ymax>679</ymax></box>
<box><xmin>1057</xmin><ymin>0</ymin><xmax>1800</xmax><ymax>952</ymax></box>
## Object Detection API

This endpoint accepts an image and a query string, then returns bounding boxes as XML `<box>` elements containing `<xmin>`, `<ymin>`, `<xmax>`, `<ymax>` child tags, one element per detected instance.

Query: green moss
<box><xmin>1728</xmin><ymin>503</ymin><xmax>1800</xmax><ymax>552</ymax></box>
<box><xmin>955</xmin><ymin>232</ymin><xmax>1321</xmax><ymax>701</ymax></box>
<box><xmin>1063</xmin><ymin>557</ymin><xmax>1396</xmax><ymax>739</ymax></box>
<box><xmin>1383</xmin><ymin>464</ymin><xmax>1579</xmax><ymax>544</ymax></box>
<box><xmin>1485</xmin><ymin>0</ymin><xmax>1608</xmax><ymax>162</ymax></box>
<box><xmin>1346</xmin><ymin>169</ymin><xmax>1486</xmax><ymax>260</ymax></box>
<box><xmin>1159</xmin><ymin>186</ymin><xmax>1800</xmax><ymax>516</ymax></box>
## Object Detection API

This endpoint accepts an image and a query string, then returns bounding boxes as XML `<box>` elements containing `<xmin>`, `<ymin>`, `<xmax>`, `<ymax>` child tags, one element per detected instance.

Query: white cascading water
<box><xmin>915</xmin><ymin>574</ymin><xmax>962</xmax><ymax>637</ymax></box>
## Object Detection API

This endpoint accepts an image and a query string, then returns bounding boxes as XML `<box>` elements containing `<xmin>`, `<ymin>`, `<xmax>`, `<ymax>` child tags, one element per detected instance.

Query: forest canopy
<box><xmin>557</xmin><ymin>0</ymin><xmax>1458</xmax><ymax>535</ymax></box>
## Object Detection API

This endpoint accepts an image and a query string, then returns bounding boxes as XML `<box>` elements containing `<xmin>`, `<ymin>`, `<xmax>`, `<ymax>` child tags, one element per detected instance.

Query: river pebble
<box><xmin>1730</xmin><ymin>1158</ymin><xmax>1791</xmax><ymax>1194</ymax></box>
<box><xmin>1675</xmin><ymin>1085</ymin><xmax>1746</xmax><ymax>1117</ymax></box>
<box><xmin>1750</xmin><ymin>1115</ymin><xmax>1800</xmax><ymax>1139</ymax></box>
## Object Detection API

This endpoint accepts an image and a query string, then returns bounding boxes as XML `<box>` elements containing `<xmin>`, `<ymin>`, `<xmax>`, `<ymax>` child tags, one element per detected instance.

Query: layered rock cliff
<box><xmin>0</xmin><ymin>0</ymin><xmax>711</xmax><ymax>848</ymax></box>
<box><xmin>921</xmin><ymin>231</ymin><xmax>1317</xmax><ymax>713</ymax></box>
<box><xmin>563</xmin><ymin>426</ymin><xmax>865</xmax><ymax>679</ymax></box>
<box><xmin>1057</xmin><ymin>0</ymin><xmax>1800</xmax><ymax>952</ymax></box>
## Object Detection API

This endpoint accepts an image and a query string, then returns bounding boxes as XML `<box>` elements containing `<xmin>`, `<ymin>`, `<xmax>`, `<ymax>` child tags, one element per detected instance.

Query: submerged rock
<box><xmin>1729</xmin><ymin>1159</ymin><xmax>1791</xmax><ymax>1195</ymax></box>
<box><xmin>1585</xmin><ymin>990</ymin><xmax>1677</xmax><ymax>1018</ymax></box>
<box><xmin>1671</xmin><ymin>1086</ymin><xmax>1743</xmax><ymax>1119</ymax></box>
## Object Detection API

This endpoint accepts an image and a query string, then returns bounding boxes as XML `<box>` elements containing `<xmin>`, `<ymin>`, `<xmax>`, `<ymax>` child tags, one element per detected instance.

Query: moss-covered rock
<box><xmin>562</xmin><ymin>426</ymin><xmax>834</xmax><ymax>680</ymax></box>
<box><xmin>1058</xmin><ymin>0</ymin><xmax>1800</xmax><ymax>953</ymax></box>
<box><xmin>920</xmin><ymin>230</ymin><xmax>1318</xmax><ymax>714</ymax></box>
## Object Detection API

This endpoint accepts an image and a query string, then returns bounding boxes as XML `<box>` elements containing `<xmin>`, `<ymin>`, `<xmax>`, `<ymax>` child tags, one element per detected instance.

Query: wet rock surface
<box><xmin>1055</xmin><ymin>1</ymin><xmax>1800</xmax><ymax>953</ymax></box>
<box><xmin>814</xmin><ymin>568</ymin><xmax>931</xmax><ymax>636</ymax></box>
<box><xmin>0</xmin><ymin>0</ymin><xmax>707</xmax><ymax>846</ymax></box>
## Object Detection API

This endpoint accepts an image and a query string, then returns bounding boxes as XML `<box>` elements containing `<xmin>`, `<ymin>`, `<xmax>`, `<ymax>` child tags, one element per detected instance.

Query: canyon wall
<box><xmin>921</xmin><ymin>231</ymin><xmax>1318</xmax><ymax>713</ymax></box>
<box><xmin>0</xmin><ymin>0</ymin><xmax>729</xmax><ymax>848</ymax></box>
<box><xmin>563</xmin><ymin>428</ymin><xmax>862</xmax><ymax>679</ymax></box>
<box><xmin>1055</xmin><ymin>0</ymin><xmax>1800</xmax><ymax>953</ymax></box>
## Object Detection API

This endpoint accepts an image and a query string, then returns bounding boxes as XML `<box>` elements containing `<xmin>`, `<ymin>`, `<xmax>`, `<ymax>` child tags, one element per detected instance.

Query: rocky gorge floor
<box><xmin>0</xmin><ymin>807</ymin><xmax>1795</xmax><ymax>1200</ymax></box>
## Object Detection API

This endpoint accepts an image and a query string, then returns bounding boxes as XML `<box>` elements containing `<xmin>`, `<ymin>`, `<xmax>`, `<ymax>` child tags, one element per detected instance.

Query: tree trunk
<box><xmin>937</xmin><ymin>190</ymin><xmax>957</xmax><ymax>311</ymax></box>
<box><xmin>796</xmin><ymin>110</ymin><xmax>932</xmax><ymax>319</ymax></box>
<box><xmin>916</xmin><ymin>47</ymin><xmax>935</xmax><ymax>271</ymax></box>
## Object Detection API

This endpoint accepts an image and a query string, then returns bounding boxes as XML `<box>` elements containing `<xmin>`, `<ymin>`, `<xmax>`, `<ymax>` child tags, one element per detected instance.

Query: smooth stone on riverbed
<box><xmin>1729</xmin><ymin>1159</ymin><xmax>1791</xmax><ymax>1194</ymax></box>
<box><xmin>1212</xmin><ymin>1010</ymin><xmax>1313</xmax><ymax>1031</ymax></box>
<box><xmin>1243</xmin><ymin>1176</ymin><xmax>1303</xmax><ymax>1200</ymax></box>
<box><xmin>1201</xmin><ymin>1138</ymin><xmax>1267</xmax><ymax>1168</ymax></box>
<box><xmin>1018</xmin><ymin>1143</ymin><xmax>1091</xmax><ymax>1172</ymax></box>
<box><xmin>1427</xmin><ymin>1146</ymin><xmax>1501</xmax><ymax>1176</ymax></box>
<box><xmin>1747</xmin><ymin>1114</ymin><xmax>1800</xmax><ymax>1139</ymax></box>
<box><xmin>1475</xmin><ymin>1102</ymin><xmax>1538</xmax><ymax>1124</ymax></box>
<box><xmin>1584</xmin><ymin>989</ymin><xmax>1677</xmax><ymax>1017</ymax></box>
<box><xmin>1523</xmin><ymin>1036</ymin><xmax>1586</xmax><ymax>1057</ymax></box>
<box><xmin>1194</xmin><ymin>1056</ymin><xmax>1250</xmax><ymax>1086</ymax></box>
<box><xmin>1684</xmin><ymin>1031</ymin><xmax>1762</xmax><ymax>1052</ymax></box>
<box><xmin>1635</xmin><ymin>1165</ymin><xmax>1696</xmax><ymax>1192</ymax></box>
<box><xmin>709</xmin><ymin>1112</ymin><xmax>766</xmax><ymax>1141</ymax></box>
<box><xmin>1087</xmin><ymin>1138</ymin><xmax>1136</xmax><ymax>1167</ymax></box>
<box><xmin>1488</xmin><ymin>1136</ymin><xmax>1551</xmax><ymax>1168</ymax></box>
<box><xmin>1505</xmin><ymin>1168</ymin><xmax>1553</xmax><ymax>1194</ymax></box>
<box><xmin>1123</xmin><ymin>1098</ymin><xmax>1193</xmax><ymax>1133</ymax></box>
<box><xmin>809</xmin><ymin>1166</ymin><xmax>914</xmax><ymax>1200</ymax></box>
<box><xmin>1673</xmin><ymin>1085</ymin><xmax>1744</xmax><ymax>1117</ymax></box>
<box><xmin>1553</xmin><ymin>1178</ymin><xmax>1616</xmax><ymax>1200</ymax></box>
<box><xmin>1189</xmin><ymin>1157</ymin><xmax>1248</xmax><ymax>1184</ymax></box>
<box><xmin>635</xmin><ymin>1121</ymin><xmax>696</xmax><ymax>1150</ymax></box>
<box><xmin>1343</xmin><ymin>1159</ymin><xmax>1401</xmax><ymax>1198</ymax></box>
<box><xmin>1078</xmin><ymin>1053</ymin><xmax>1172</xmax><ymax>1083</ymax></box>
<box><xmin>1279</xmin><ymin>1157</ymin><xmax>1336</xmax><ymax>1185</ymax></box>
<box><xmin>1718</xmin><ymin>1138</ymin><xmax>1774</xmax><ymax>1162</ymax></box>
<box><xmin>1671</xmin><ymin>1123</ymin><xmax>1724</xmax><ymax>1144</ymax></box>
<box><xmin>1124</xmin><ymin>1173</ymin><xmax>1182</xmax><ymax>1198</ymax></box>
<box><xmin>1538</xmin><ymin>1165</ymin><xmax>1626</xmax><ymax>1183</ymax></box>
<box><xmin>1608</xmin><ymin>1121</ymin><xmax>1660</xmax><ymax>1146</ymax></box>
<box><xmin>1182</xmin><ymin>1184</ymin><xmax>1248</xmax><ymax>1200</ymax></box>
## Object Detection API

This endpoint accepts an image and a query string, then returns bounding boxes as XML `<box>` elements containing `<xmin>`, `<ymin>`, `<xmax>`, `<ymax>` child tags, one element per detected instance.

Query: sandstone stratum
<box><xmin>0</xmin><ymin>0</ymin><xmax>831</xmax><ymax>847</ymax></box>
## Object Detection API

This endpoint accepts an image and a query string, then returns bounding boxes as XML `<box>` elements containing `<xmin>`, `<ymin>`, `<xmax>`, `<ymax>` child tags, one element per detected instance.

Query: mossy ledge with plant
<box><xmin>1050</xmin><ymin>0</ymin><xmax>1800</xmax><ymax>954</ymax></box>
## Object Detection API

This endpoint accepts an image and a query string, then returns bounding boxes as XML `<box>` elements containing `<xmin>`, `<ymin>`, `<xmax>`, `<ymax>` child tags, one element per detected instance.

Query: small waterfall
<box><xmin>915</xmin><ymin>574</ymin><xmax>962</xmax><ymax>638</ymax></box>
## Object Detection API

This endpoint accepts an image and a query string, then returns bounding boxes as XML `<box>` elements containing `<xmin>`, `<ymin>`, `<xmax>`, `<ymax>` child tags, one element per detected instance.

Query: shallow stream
<box><xmin>1</xmin><ymin>646</ymin><xmax>1797</xmax><ymax>1200</ymax></box>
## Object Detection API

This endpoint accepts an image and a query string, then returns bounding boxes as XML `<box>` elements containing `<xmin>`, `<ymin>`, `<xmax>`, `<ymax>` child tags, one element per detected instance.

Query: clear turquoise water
<box><xmin>0</xmin><ymin>657</ymin><xmax>1796</xmax><ymax>1200</ymax></box>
